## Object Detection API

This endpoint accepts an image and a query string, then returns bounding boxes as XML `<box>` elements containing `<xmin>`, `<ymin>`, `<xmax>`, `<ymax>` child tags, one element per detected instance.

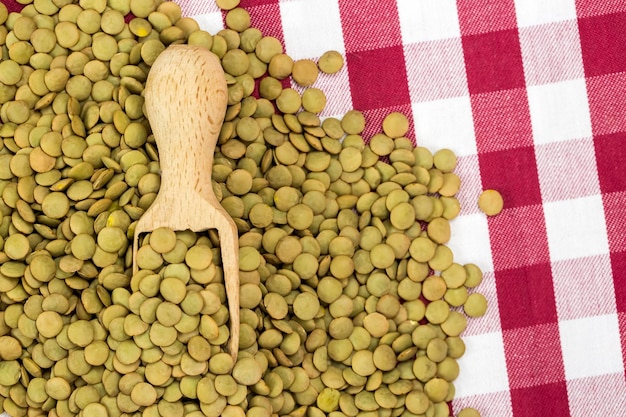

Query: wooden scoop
<box><xmin>133</xmin><ymin>45</ymin><xmax>239</xmax><ymax>360</ymax></box>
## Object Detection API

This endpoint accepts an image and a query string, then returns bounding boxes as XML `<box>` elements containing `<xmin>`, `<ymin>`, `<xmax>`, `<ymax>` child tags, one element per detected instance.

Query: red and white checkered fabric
<box><xmin>3</xmin><ymin>0</ymin><xmax>626</xmax><ymax>416</ymax></box>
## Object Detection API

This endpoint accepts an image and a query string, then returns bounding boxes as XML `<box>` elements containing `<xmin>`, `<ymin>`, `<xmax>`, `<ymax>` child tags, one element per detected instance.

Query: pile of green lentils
<box><xmin>0</xmin><ymin>0</ymin><xmax>487</xmax><ymax>416</ymax></box>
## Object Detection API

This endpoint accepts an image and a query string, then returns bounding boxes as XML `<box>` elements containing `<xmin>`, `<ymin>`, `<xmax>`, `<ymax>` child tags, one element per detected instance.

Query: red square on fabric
<box><xmin>575</xmin><ymin>0</ymin><xmax>626</xmax><ymax>18</ymax></box>
<box><xmin>610</xmin><ymin>251</ymin><xmax>626</xmax><ymax>313</ymax></box>
<box><xmin>346</xmin><ymin>46</ymin><xmax>411</xmax><ymax>112</ymax></box>
<box><xmin>578</xmin><ymin>12</ymin><xmax>626</xmax><ymax>77</ymax></box>
<box><xmin>457</xmin><ymin>0</ymin><xmax>517</xmax><ymax>35</ymax></box>
<box><xmin>496</xmin><ymin>263</ymin><xmax>557</xmax><ymax>330</ymax></box>
<box><xmin>241</xmin><ymin>0</ymin><xmax>279</xmax><ymax>6</ymax></box>
<box><xmin>338</xmin><ymin>0</ymin><xmax>402</xmax><ymax>52</ymax></box>
<box><xmin>594</xmin><ymin>132</ymin><xmax>626</xmax><ymax>194</ymax></box>
<box><xmin>586</xmin><ymin>73</ymin><xmax>626</xmax><ymax>136</ymax></box>
<box><xmin>487</xmin><ymin>204</ymin><xmax>551</xmax><ymax>270</ymax></box>
<box><xmin>602</xmin><ymin>191</ymin><xmax>626</xmax><ymax>254</ymax></box>
<box><xmin>479</xmin><ymin>146</ymin><xmax>542</xmax><ymax>208</ymax></box>
<box><xmin>510</xmin><ymin>381</ymin><xmax>570</xmax><ymax>417</ymax></box>
<box><xmin>462</xmin><ymin>29</ymin><xmax>526</xmax><ymax>94</ymax></box>
<box><xmin>504</xmin><ymin>324</ymin><xmax>566</xmax><ymax>388</ymax></box>
<box><xmin>245</xmin><ymin>2</ymin><xmax>285</xmax><ymax>41</ymax></box>
<box><xmin>3</xmin><ymin>0</ymin><xmax>22</xmax><ymax>12</ymax></box>
<box><xmin>472</xmin><ymin>89</ymin><xmax>533</xmax><ymax>152</ymax></box>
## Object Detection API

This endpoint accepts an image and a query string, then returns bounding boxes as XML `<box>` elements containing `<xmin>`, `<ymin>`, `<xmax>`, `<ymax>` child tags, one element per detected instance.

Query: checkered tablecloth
<box><xmin>3</xmin><ymin>0</ymin><xmax>626</xmax><ymax>416</ymax></box>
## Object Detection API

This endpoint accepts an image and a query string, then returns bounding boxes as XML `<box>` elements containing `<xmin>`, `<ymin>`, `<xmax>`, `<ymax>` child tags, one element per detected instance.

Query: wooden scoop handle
<box><xmin>139</xmin><ymin>45</ymin><xmax>239</xmax><ymax>360</ymax></box>
<box><xmin>144</xmin><ymin>44</ymin><xmax>226</xmax><ymax>207</ymax></box>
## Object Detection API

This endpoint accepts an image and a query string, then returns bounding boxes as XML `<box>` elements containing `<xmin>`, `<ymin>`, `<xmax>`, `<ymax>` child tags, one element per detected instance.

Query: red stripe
<box><xmin>457</xmin><ymin>0</ymin><xmax>518</xmax><ymax>35</ymax></box>
<box><xmin>479</xmin><ymin>146</ymin><xmax>542</xmax><ymax>208</ymax></box>
<box><xmin>3</xmin><ymin>0</ymin><xmax>22</xmax><ymax>12</ymax></box>
<box><xmin>245</xmin><ymin>1</ymin><xmax>285</xmax><ymax>42</ymax></box>
<box><xmin>487</xmin><ymin>204</ymin><xmax>550</xmax><ymax>270</ymax></box>
<box><xmin>575</xmin><ymin>0</ymin><xmax>626</xmax><ymax>18</ymax></box>
<box><xmin>471</xmin><ymin>89</ymin><xmax>534</xmax><ymax>153</ymax></box>
<box><xmin>344</xmin><ymin>46</ymin><xmax>411</xmax><ymax>113</ymax></box>
<box><xmin>496</xmin><ymin>263</ymin><xmax>557</xmax><ymax>330</ymax></box>
<box><xmin>337</xmin><ymin>0</ymin><xmax>403</xmax><ymax>52</ymax></box>
<box><xmin>510</xmin><ymin>381</ymin><xmax>570</xmax><ymax>417</ymax></box>
<box><xmin>586</xmin><ymin>73</ymin><xmax>626</xmax><ymax>136</ymax></box>
<box><xmin>462</xmin><ymin>28</ymin><xmax>526</xmax><ymax>95</ymax></box>
<box><xmin>578</xmin><ymin>12</ymin><xmax>626</xmax><ymax>77</ymax></box>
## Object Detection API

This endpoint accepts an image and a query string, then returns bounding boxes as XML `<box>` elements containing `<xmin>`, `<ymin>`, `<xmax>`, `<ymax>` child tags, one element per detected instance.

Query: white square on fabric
<box><xmin>518</xmin><ymin>21</ymin><xmax>585</xmax><ymax>86</ymax></box>
<box><xmin>404</xmin><ymin>38</ymin><xmax>469</xmax><ymax>102</ymax></box>
<box><xmin>193</xmin><ymin>12</ymin><xmax>225</xmax><ymax>33</ymax></box>
<box><xmin>552</xmin><ymin>255</ymin><xmax>616</xmax><ymax>321</ymax></box>
<box><xmin>397</xmin><ymin>0</ymin><xmax>461</xmax><ymax>43</ymax></box>
<box><xmin>456</xmin><ymin>332</ymin><xmax>510</xmax><ymax>397</ymax></box>
<box><xmin>411</xmin><ymin>96</ymin><xmax>477</xmax><ymax>157</ymax></box>
<box><xmin>514</xmin><ymin>0</ymin><xmax>577</xmax><ymax>27</ymax></box>
<box><xmin>543</xmin><ymin>195</ymin><xmax>609</xmax><ymax>262</ymax></box>
<box><xmin>527</xmin><ymin>78</ymin><xmax>592</xmax><ymax>145</ymax></box>
<box><xmin>559</xmin><ymin>314</ymin><xmax>624</xmax><ymax>380</ymax></box>
<box><xmin>535</xmin><ymin>138</ymin><xmax>600</xmax><ymax>202</ymax></box>
<box><xmin>280</xmin><ymin>0</ymin><xmax>344</xmax><ymax>59</ymax></box>
<box><xmin>448</xmin><ymin>212</ymin><xmax>494</xmax><ymax>272</ymax></box>
<box><xmin>567</xmin><ymin>373</ymin><xmax>626</xmax><ymax>417</ymax></box>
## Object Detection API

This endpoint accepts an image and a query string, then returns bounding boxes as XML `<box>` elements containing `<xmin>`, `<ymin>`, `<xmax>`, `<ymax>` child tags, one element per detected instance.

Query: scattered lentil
<box><xmin>478</xmin><ymin>189</ymin><xmax>504</xmax><ymax>216</ymax></box>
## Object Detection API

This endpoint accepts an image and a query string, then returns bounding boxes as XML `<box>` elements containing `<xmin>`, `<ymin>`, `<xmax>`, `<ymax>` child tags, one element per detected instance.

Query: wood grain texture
<box><xmin>133</xmin><ymin>45</ymin><xmax>240</xmax><ymax>360</ymax></box>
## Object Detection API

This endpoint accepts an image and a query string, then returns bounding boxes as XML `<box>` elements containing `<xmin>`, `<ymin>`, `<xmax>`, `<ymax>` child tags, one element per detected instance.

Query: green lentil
<box><xmin>478</xmin><ymin>189</ymin><xmax>504</xmax><ymax>216</ymax></box>
<box><xmin>318</xmin><ymin>50</ymin><xmax>344</xmax><ymax>74</ymax></box>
